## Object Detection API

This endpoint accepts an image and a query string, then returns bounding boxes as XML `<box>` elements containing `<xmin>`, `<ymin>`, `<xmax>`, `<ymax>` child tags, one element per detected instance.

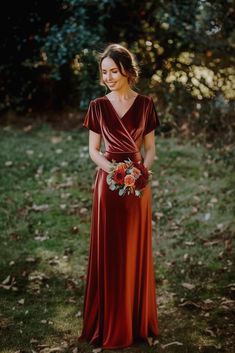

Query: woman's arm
<box><xmin>143</xmin><ymin>130</ymin><xmax>156</xmax><ymax>170</ymax></box>
<box><xmin>88</xmin><ymin>130</ymin><xmax>112</xmax><ymax>173</ymax></box>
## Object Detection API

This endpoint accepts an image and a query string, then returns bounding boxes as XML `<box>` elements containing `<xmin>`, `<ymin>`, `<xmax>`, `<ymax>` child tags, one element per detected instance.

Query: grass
<box><xmin>0</xmin><ymin>121</ymin><xmax>234</xmax><ymax>353</ymax></box>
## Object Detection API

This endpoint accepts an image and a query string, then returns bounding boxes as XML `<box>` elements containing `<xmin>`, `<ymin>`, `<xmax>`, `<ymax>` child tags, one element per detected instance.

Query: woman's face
<box><xmin>101</xmin><ymin>57</ymin><xmax>129</xmax><ymax>91</ymax></box>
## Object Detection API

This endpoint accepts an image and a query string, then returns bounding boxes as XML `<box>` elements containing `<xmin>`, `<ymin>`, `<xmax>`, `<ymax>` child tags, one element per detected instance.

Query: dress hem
<box><xmin>78</xmin><ymin>335</ymin><xmax>159</xmax><ymax>350</ymax></box>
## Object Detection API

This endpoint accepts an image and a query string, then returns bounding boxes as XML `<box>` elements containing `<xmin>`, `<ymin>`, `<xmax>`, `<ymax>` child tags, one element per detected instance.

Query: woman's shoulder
<box><xmin>138</xmin><ymin>93</ymin><xmax>154</xmax><ymax>102</ymax></box>
<box><xmin>89</xmin><ymin>96</ymin><xmax>106</xmax><ymax>104</ymax></box>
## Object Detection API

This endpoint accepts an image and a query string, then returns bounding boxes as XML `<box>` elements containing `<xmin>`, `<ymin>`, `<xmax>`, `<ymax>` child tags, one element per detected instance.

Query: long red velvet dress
<box><xmin>78</xmin><ymin>94</ymin><xmax>161</xmax><ymax>350</ymax></box>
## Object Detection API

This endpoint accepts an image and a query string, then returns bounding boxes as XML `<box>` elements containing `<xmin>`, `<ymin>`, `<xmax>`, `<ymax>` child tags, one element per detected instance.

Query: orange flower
<box><xmin>132</xmin><ymin>167</ymin><xmax>141</xmax><ymax>178</ymax></box>
<box><xmin>116</xmin><ymin>162</ymin><xmax>128</xmax><ymax>170</ymax></box>
<box><xmin>124</xmin><ymin>174</ymin><xmax>135</xmax><ymax>187</ymax></box>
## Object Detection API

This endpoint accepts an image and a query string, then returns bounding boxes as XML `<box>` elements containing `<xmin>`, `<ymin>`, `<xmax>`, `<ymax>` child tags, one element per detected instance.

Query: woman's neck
<box><xmin>108</xmin><ymin>88</ymin><xmax>137</xmax><ymax>100</ymax></box>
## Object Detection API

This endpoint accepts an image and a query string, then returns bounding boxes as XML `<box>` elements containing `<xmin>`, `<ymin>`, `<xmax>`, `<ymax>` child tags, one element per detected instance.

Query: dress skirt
<box><xmin>78</xmin><ymin>151</ymin><xmax>159</xmax><ymax>349</ymax></box>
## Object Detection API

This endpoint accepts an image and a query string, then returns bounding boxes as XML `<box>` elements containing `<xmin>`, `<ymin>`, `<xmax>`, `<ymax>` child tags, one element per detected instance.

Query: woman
<box><xmin>78</xmin><ymin>43</ymin><xmax>161</xmax><ymax>352</ymax></box>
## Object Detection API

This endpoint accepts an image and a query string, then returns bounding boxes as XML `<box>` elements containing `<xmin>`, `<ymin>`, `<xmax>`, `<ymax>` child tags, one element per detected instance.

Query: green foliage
<box><xmin>0</xmin><ymin>0</ymin><xmax>234</xmax><ymax>142</ymax></box>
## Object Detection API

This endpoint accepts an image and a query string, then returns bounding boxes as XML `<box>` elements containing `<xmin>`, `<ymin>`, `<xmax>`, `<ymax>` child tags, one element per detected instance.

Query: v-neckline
<box><xmin>104</xmin><ymin>94</ymin><xmax>140</xmax><ymax>120</ymax></box>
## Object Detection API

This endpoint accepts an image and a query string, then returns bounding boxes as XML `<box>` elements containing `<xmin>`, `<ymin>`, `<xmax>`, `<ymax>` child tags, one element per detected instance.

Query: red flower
<box><xmin>135</xmin><ymin>175</ymin><xmax>148</xmax><ymax>190</ymax></box>
<box><xmin>134</xmin><ymin>162</ymin><xmax>149</xmax><ymax>179</ymax></box>
<box><xmin>113</xmin><ymin>168</ymin><xmax>125</xmax><ymax>184</ymax></box>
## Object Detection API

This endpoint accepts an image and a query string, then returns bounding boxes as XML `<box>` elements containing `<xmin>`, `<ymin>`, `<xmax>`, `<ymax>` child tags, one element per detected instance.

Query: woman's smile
<box><xmin>101</xmin><ymin>57</ymin><xmax>130</xmax><ymax>91</ymax></box>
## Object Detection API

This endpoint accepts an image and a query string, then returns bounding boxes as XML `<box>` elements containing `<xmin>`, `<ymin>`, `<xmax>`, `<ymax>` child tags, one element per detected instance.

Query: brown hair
<box><xmin>98</xmin><ymin>43</ymin><xmax>140</xmax><ymax>87</ymax></box>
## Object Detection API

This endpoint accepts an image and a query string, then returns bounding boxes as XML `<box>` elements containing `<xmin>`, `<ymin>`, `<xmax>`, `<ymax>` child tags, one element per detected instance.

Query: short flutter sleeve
<box><xmin>144</xmin><ymin>97</ymin><xmax>161</xmax><ymax>135</ymax></box>
<box><xmin>83</xmin><ymin>100</ymin><xmax>101</xmax><ymax>134</ymax></box>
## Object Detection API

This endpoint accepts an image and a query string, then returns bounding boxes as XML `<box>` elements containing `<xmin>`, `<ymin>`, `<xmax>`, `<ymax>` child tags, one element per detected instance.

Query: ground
<box><xmin>0</xmin><ymin>120</ymin><xmax>234</xmax><ymax>353</ymax></box>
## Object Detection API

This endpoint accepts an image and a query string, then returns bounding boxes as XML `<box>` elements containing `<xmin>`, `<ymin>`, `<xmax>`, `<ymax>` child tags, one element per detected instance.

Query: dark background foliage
<box><xmin>0</xmin><ymin>0</ymin><xmax>234</xmax><ymax>143</ymax></box>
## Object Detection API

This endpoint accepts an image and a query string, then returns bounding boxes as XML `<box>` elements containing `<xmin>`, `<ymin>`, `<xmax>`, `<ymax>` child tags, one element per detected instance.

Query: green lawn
<box><xmin>0</xmin><ymin>122</ymin><xmax>234</xmax><ymax>353</ymax></box>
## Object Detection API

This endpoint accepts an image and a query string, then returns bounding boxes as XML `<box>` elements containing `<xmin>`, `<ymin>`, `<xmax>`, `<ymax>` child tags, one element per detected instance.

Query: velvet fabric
<box><xmin>78</xmin><ymin>94</ymin><xmax>161</xmax><ymax>349</ymax></box>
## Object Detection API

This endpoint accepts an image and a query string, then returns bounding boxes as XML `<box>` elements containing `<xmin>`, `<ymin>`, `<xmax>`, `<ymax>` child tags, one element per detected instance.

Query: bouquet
<box><xmin>106</xmin><ymin>158</ymin><xmax>152</xmax><ymax>197</ymax></box>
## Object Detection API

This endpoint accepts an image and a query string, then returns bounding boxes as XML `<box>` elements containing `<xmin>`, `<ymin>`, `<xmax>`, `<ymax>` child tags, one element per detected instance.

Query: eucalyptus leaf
<box><xmin>106</xmin><ymin>175</ymin><xmax>113</xmax><ymax>185</ymax></box>
<box><xmin>135</xmin><ymin>189</ymin><xmax>142</xmax><ymax>197</ymax></box>
<box><xmin>109</xmin><ymin>183</ymin><xmax>116</xmax><ymax>191</ymax></box>
<box><xmin>118</xmin><ymin>188</ymin><xmax>126</xmax><ymax>196</ymax></box>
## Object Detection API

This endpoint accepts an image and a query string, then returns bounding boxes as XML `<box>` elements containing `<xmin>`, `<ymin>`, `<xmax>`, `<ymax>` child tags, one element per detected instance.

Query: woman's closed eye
<box><xmin>102</xmin><ymin>70</ymin><xmax>118</xmax><ymax>74</ymax></box>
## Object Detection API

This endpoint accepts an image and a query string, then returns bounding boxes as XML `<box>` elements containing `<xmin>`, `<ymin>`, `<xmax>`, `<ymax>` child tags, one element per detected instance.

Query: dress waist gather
<box><xmin>104</xmin><ymin>150</ymin><xmax>143</xmax><ymax>163</ymax></box>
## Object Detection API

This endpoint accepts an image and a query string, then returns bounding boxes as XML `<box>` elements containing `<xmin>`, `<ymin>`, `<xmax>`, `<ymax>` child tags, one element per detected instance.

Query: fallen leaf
<box><xmin>178</xmin><ymin>300</ymin><xmax>200</xmax><ymax>309</ymax></box>
<box><xmin>204</xmin><ymin>328</ymin><xmax>216</xmax><ymax>337</ymax></box>
<box><xmin>167</xmin><ymin>201</ymin><xmax>172</xmax><ymax>208</ymax></box>
<box><xmin>55</xmin><ymin>149</ymin><xmax>63</xmax><ymax>154</ymax></box>
<box><xmin>2</xmin><ymin>275</ymin><xmax>11</xmax><ymax>285</ymax></box>
<box><xmin>191</xmin><ymin>207</ymin><xmax>198</xmax><ymax>213</ymax></box>
<box><xmin>56</xmin><ymin>181</ymin><xmax>73</xmax><ymax>189</ymax></box>
<box><xmin>35</xmin><ymin>235</ymin><xmax>49</xmax><ymax>241</ymax></box>
<box><xmin>0</xmin><ymin>284</ymin><xmax>11</xmax><ymax>290</ymax></box>
<box><xmin>80</xmin><ymin>207</ymin><xmax>88</xmax><ymax>215</ymax></box>
<box><xmin>48</xmin><ymin>258</ymin><xmax>60</xmax><ymax>266</ymax></box>
<box><xmin>75</xmin><ymin>311</ymin><xmax>82</xmax><ymax>317</ymax></box>
<box><xmin>67</xmin><ymin>297</ymin><xmax>76</xmax><ymax>303</ymax></box>
<box><xmin>25</xmin><ymin>257</ymin><xmax>36</xmax><ymax>263</ymax></box>
<box><xmin>30</xmin><ymin>204</ymin><xmax>49</xmax><ymax>212</ymax></box>
<box><xmin>201</xmin><ymin>299</ymin><xmax>215</xmax><ymax>310</ymax></box>
<box><xmin>220</xmin><ymin>299</ymin><xmax>234</xmax><ymax>306</ymax></box>
<box><xmin>155</xmin><ymin>212</ymin><xmax>164</xmax><ymax>219</ymax></box>
<box><xmin>203</xmin><ymin>240</ymin><xmax>220</xmax><ymax>246</ymax></box>
<box><xmin>151</xmin><ymin>180</ymin><xmax>159</xmax><ymax>187</ymax></box>
<box><xmin>26</xmin><ymin>150</ymin><xmax>34</xmax><ymax>156</ymax></box>
<box><xmin>70</xmin><ymin>226</ymin><xmax>80</xmax><ymax>234</ymax></box>
<box><xmin>193</xmin><ymin>195</ymin><xmax>200</xmax><ymax>202</ymax></box>
<box><xmin>12</xmin><ymin>286</ymin><xmax>19</xmax><ymax>291</ymax></box>
<box><xmin>23</xmin><ymin>125</ymin><xmax>32</xmax><ymax>132</ymax></box>
<box><xmin>92</xmin><ymin>349</ymin><xmax>102</xmax><ymax>353</ymax></box>
<box><xmin>224</xmin><ymin>239</ymin><xmax>232</xmax><ymax>251</ymax></box>
<box><xmin>162</xmin><ymin>341</ymin><xmax>183</xmax><ymax>348</ymax></box>
<box><xmin>227</xmin><ymin>283</ymin><xmax>235</xmax><ymax>288</ymax></box>
<box><xmin>184</xmin><ymin>241</ymin><xmax>195</xmax><ymax>246</ymax></box>
<box><xmin>181</xmin><ymin>282</ymin><xmax>196</xmax><ymax>290</ymax></box>
<box><xmin>51</xmin><ymin>136</ymin><xmax>62</xmax><ymax>144</ymax></box>
<box><xmin>30</xmin><ymin>338</ymin><xmax>39</xmax><ymax>344</ymax></box>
